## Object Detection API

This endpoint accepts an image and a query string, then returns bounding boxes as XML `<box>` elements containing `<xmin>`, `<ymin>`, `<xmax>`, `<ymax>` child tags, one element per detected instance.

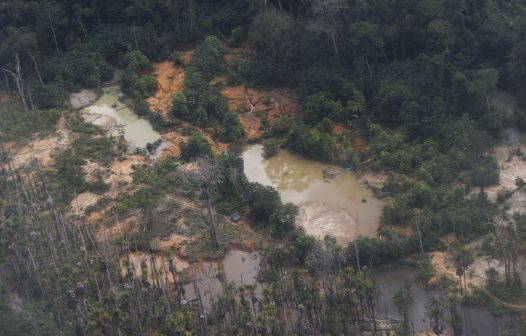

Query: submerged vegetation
<box><xmin>2</xmin><ymin>0</ymin><xmax>526</xmax><ymax>335</ymax></box>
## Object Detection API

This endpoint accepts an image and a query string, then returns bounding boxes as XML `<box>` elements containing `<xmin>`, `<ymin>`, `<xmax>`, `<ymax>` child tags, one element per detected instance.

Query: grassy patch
<box><xmin>0</xmin><ymin>104</ymin><xmax>61</xmax><ymax>144</ymax></box>
<box><xmin>490</xmin><ymin>282</ymin><xmax>526</xmax><ymax>306</ymax></box>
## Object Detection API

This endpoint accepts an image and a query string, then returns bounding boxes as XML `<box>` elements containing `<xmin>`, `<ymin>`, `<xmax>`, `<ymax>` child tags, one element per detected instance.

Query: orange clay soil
<box><xmin>94</xmin><ymin>210</ymin><xmax>141</xmax><ymax>241</ymax></box>
<box><xmin>146</xmin><ymin>45</ymin><xmax>300</xmax><ymax>142</ymax></box>
<box><xmin>352</xmin><ymin>136</ymin><xmax>369</xmax><ymax>154</ymax></box>
<box><xmin>333</xmin><ymin>124</ymin><xmax>348</xmax><ymax>135</ymax></box>
<box><xmin>223</xmin><ymin>44</ymin><xmax>254</xmax><ymax>61</ymax></box>
<box><xmin>159</xmin><ymin>127</ymin><xmax>228</xmax><ymax>160</ymax></box>
<box><xmin>220</xmin><ymin>85</ymin><xmax>300</xmax><ymax>139</ymax></box>
<box><xmin>146</xmin><ymin>50</ymin><xmax>193</xmax><ymax>119</ymax></box>
<box><xmin>146</xmin><ymin>62</ymin><xmax>185</xmax><ymax>119</ymax></box>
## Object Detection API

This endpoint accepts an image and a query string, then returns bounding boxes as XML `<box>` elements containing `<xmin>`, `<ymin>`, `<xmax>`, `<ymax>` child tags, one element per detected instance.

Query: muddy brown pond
<box><xmin>243</xmin><ymin>144</ymin><xmax>383</xmax><ymax>244</ymax></box>
<box><xmin>81</xmin><ymin>85</ymin><xmax>161</xmax><ymax>148</ymax></box>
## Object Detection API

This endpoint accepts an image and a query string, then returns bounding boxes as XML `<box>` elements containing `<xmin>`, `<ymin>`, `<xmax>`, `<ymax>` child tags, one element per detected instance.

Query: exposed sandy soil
<box><xmin>204</xmin><ymin>132</ymin><xmax>229</xmax><ymax>154</ymax></box>
<box><xmin>160</xmin><ymin>131</ymin><xmax>186</xmax><ymax>158</ymax></box>
<box><xmin>145</xmin><ymin>50</ymin><xmax>193</xmax><ymax>119</ymax></box>
<box><xmin>70</xmin><ymin>192</ymin><xmax>100</xmax><ymax>214</ymax></box>
<box><xmin>1</xmin><ymin>141</ymin><xmax>16</xmax><ymax>153</ymax></box>
<box><xmin>82</xmin><ymin>160</ymin><xmax>109</xmax><ymax>183</ymax></box>
<box><xmin>333</xmin><ymin>125</ymin><xmax>348</xmax><ymax>135</ymax></box>
<box><xmin>146</xmin><ymin>61</ymin><xmax>185</xmax><ymax>118</ymax></box>
<box><xmin>159</xmin><ymin>128</ymin><xmax>228</xmax><ymax>159</ymax></box>
<box><xmin>352</xmin><ymin>136</ymin><xmax>369</xmax><ymax>154</ymax></box>
<box><xmin>482</xmin><ymin>143</ymin><xmax>526</xmax><ymax>215</ymax></box>
<box><xmin>153</xmin><ymin>232</ymin><xmax>189</xmax><ymax>251</ymax></box>
<box><xmin>86</xmin><ymin>205</ymin><xmax>111</xmax><ymax>225</ymax></box>
<box><xmin>145</xmin><ymin>46</ymin><xmax>300</xmax><ymax>147</ymax></box>
<box><xmin>296</xmin><ymin>202</ymin><xmax>357</xmax><ymax>245</ymax></box>
<box><xmin>74</xmin><ymin>155</ymin><xmax>147</xmax><ymax>229</ymax></box>
<box><xmin>108</xmin><ymin>155</ymin><xmax>145</xmax><ymax>195</ymax></box>
<box><xmin>120</xmin><ymin>251</ymin><xmax>190</xmax><ymax>282</ymax></box>
<box><xmin>94</xmin><ymin>211</ymin><xmax>141</xmax><ymax>241</ymax></box>
<box><xmin>429</xmin><ymin>251</ymin><xmax>504</xmax><ymax>291</ymax></box>
<box><xmin>9</xmin><ymin>116</ymin><xmax>72</xmax><ymax>169</ymax></box>
<box><xmin>429</xmin><ymin>251</ymin><xmax>464</xmax><ymax>286</ymax></box>
<box><xmin>358</xmin><ymin>170</ymin><xmax>387</xmax><ymax>192</ymax></box>
<box><xmin>81</xmin><ymin>155</ymin><xmax>145</xmax><ymax>201</ymax></box>
<box><xmin>221</xmin><ymin>85</ymin><xmax>300</xmax><ymax>139</ymax></box>
<box><xmin>81</xmin><ymin>113</ymin><xmax>118</xmax><ymax>131</ymax></box>
<box><xmin>179</xmin><ymin>49</ymin><xmax>194</xmax><ymax>64</ymax></box>
<box><xmin>221</xmin><ymin>85</ymin><xmax>249</xmax><ymax>111</ymax></box>
<box><xmin>69</xmin><ymin>89</ymin><xmax>98</xmax><ymax>109</ymax></box>
<box><xmin>223</xmin><ymin>45</ymin><xmax>254</xmax><ymax>64</ymax></box>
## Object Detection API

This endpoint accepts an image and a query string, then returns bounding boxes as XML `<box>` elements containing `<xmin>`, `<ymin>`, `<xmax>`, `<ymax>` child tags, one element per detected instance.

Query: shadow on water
<box><xmin>375</xmin><ymin>266</ymin><xmax>517</xmax><ymax>336</ymax></box>
<box><xmin>121</xmin><ymin>249</ymin><xmax>262</xmax><ymax>312</ymax></box>
<box><xmin>182</xmin><ymin>250</ymin><xmax>262</xmax><ymax>311</ymax></box>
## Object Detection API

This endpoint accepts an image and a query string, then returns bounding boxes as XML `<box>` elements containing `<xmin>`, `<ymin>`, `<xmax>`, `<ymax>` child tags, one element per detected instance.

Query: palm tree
<box><xmin>426</xmin><ymin>296</ymin><xmax>446</xmax><ymax>335</ymax></box>
<box><xmin>394</xmin><ymin>282</ymin><xmax>413</xmax><ymax>336</ymax></box>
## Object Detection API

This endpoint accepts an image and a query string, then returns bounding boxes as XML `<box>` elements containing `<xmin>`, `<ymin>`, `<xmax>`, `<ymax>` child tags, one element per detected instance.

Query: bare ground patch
<box><xmin>296</xmin><ymin>202</ymin><xmax>357</xmax><ymax>245</ymax></box>
<box><xmin>71</xmin><ymin>192</ymin><xmax>100</xmax><ymax>214</ymax></box>
<box><xmin>221</xmin><ymin>85</ymin><xmax>300</xmax><ymax>140</ymax></box>
<box><xmin>429</xmin><ymin>251</ymin><xmax>505</xmax><ymax>291</ymax></box>
<box><xmin>9</xmin><ymin>116</ymin><xmax>73</xmax><ymax>169</ymax></box>
<box><xmin>146</xmin><ymin>61</ymin><xmax>186</xmax><ymax>119</ymax></box>
<box><xmin>69</xmin><ymin>89</ymin><xmax>99</xmax><ymax>109</ymax></box>
<box><xmin>484</xmin><ymin>144</ymin><xmax>526</xmax><ymax>214</ymax></box>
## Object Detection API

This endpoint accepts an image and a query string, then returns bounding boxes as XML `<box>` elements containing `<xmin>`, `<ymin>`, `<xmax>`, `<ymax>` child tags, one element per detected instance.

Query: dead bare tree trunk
<box><xmin>194</xmin><ymin>156</ymin><xmax>223</xmax><ymax>249</ymax></box>
<box><xmin>26</xmin><ymin>85</ymin><xmax>37</xmax><ymax>111</ymax></box>
<box><xmin>416</xmin><ymin>220</ymin><xmax>424</xmax><ymax>255</ymax></box>
<box><xmin>2</xmin><ymin>53</ymin><xmax>28</xmax><ymax>112</ymax></box>
<box><xmin>206</xmin><ymin>193</ymin><xmax>220</xmax><ymax>249</ymax></box>
<box><xmin>2</xmin><ymin>70</ymin><xmax>10</xmax><ymax>91</ymax></box>
<box><xmin>29</xmin><ymin>51</ymin><xmax>44</xmax><ymax>86</ymax></box>
<box><xmin>78</xmin><ymin>17</ymin><xmax>88</xmax><ymax>37</ymax></box>
<box><xmin>48</xmin><ymin>13</ymin><xmax>59</xmax><ymax>51</ymax></box>
<box><xmin>330</xmin><ymin>30</ymin><xmax>338</xmax><ymax>55</ymax></box>
<box><xmin>132</xmin><ymin>21</ymin><xmax>139</xmax><ymax>51</ymax></box>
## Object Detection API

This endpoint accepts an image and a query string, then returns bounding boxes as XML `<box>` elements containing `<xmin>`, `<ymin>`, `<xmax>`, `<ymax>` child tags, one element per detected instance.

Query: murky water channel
<box><xmin>375</xmin><ymin>266</ymin><xmax>516</xmax><ymax>336</ymax></box>
<box><xmin>242</xmin><ymin>144</ymin><xmax>383</xmax><ymax>244</ymax></box>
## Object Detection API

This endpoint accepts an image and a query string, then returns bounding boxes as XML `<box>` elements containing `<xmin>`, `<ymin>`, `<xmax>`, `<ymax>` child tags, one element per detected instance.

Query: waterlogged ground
<box><xmin>375</xmin><ymin>266</ymin><xmax>517</xmax><ymax>336</ymax></box>
<box><xmin>121</xmin><ymin>249</ymin><xmax>261</xmax><ymax>311</ymax></box>
<box><xmin>183</xmin><ymin>250</ymin><xmax>262</xmax><ymax>310</ymax></box>
<box><xmin>243</xmin><ymin>144</ymin><xmax>383</xmax><ymax>244</ymax></box>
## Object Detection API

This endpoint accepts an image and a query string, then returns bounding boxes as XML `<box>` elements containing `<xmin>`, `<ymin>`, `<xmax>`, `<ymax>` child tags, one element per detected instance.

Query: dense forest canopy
<box><xmin>2</xmin><ymin>0</ymin><xmax>526</xmax><ymax>335</ymax></box>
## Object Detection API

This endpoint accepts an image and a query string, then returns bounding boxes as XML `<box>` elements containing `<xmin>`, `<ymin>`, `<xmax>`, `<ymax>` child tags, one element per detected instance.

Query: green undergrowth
<box><xmin>0</xmin><ymin>104</ymin><xmax>61</xmax><ymax>144</ymax></box>
<box><xmin>47</xmin><ymin>134</ymin><xmax>127</xmax><ymax>205</ymax></box>
<box><xmin>490</xmin><ymin>282</ymin><xmax>526</xmax><ymax>306</ymax></box>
